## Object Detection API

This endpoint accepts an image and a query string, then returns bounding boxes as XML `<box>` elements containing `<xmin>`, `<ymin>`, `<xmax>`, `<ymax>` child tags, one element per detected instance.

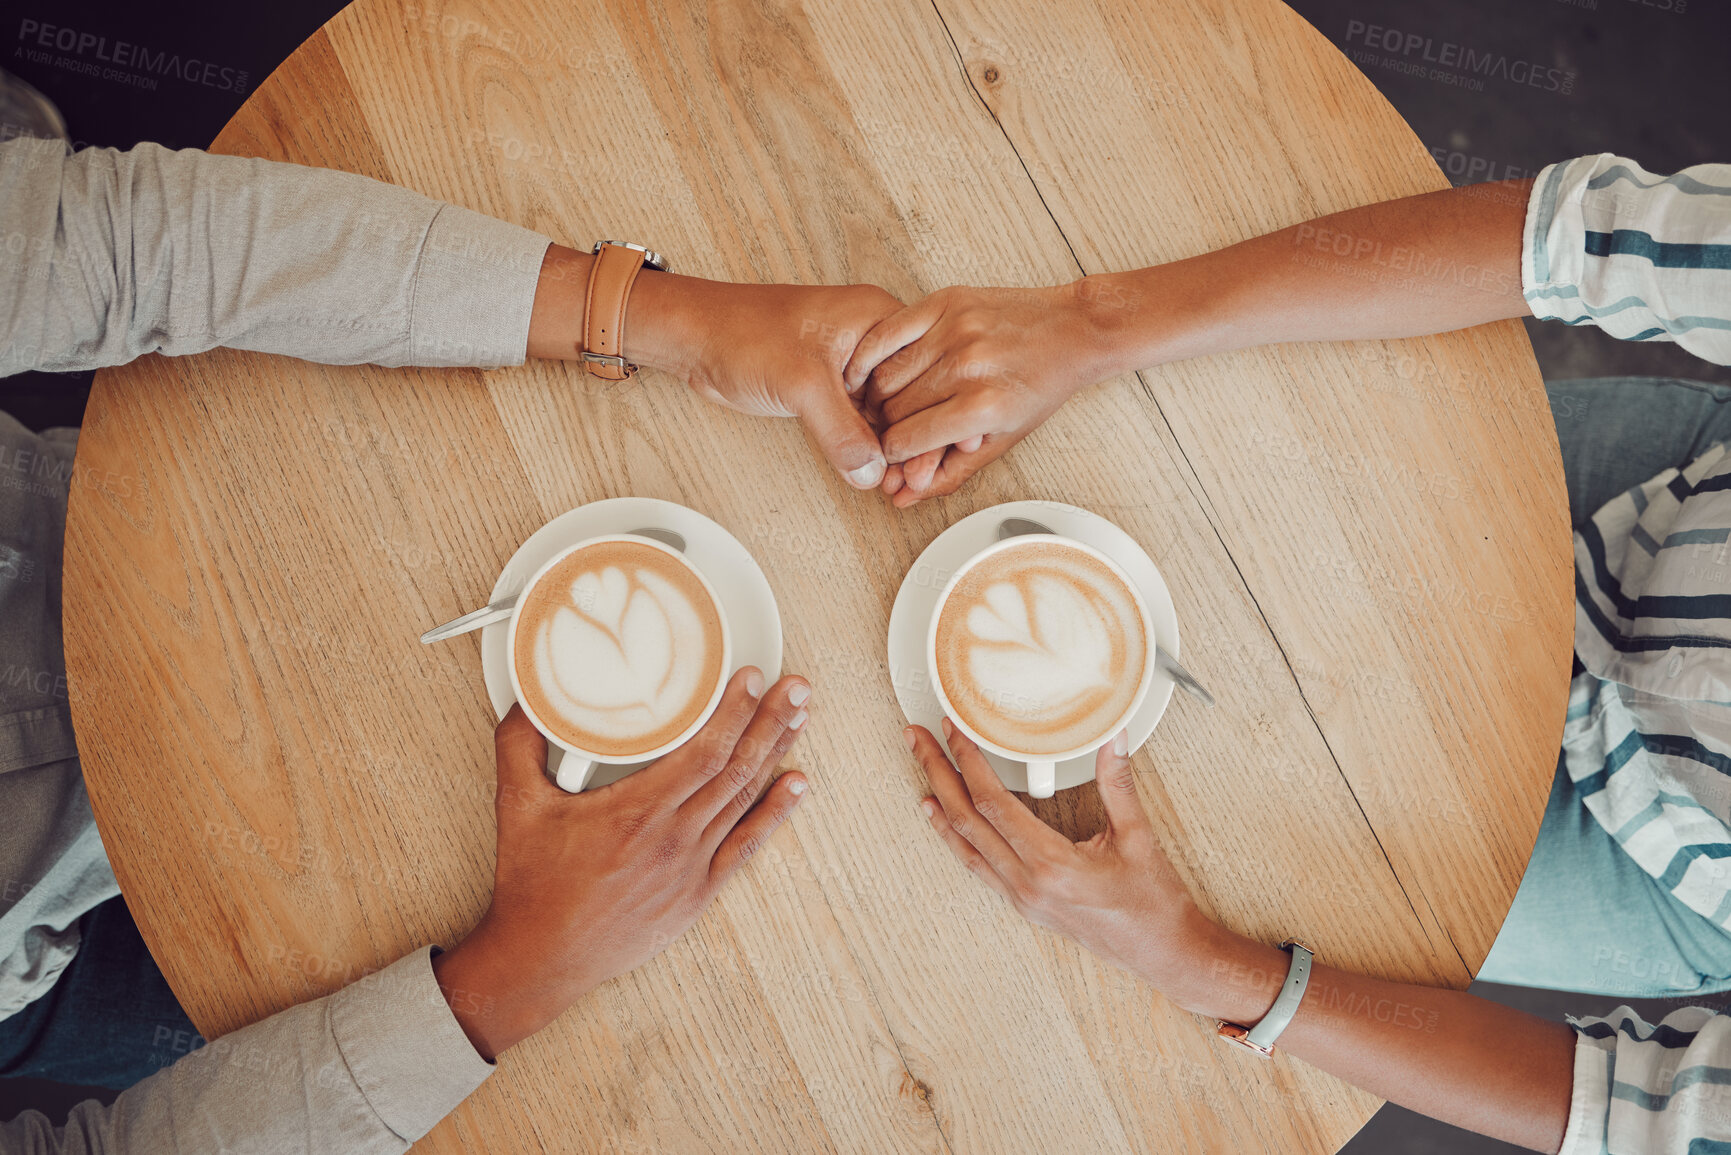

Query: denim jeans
<box><xmin>0</xmin><ymin>896</ymin><xmax>201</xmax><ymax>1089</ymax></box>
<box><xmin>1477</xmin><ymin>377</ymin><xmax>1731</xmax><ymax>996</ymax></box>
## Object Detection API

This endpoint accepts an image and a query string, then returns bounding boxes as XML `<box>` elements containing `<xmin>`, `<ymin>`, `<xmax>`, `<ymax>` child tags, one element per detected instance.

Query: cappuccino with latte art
<box><xmin>933</xmin><ymin>541</ymin><xmax>1148</xmax><ymax>757</ymax></box>
<box><xmin>512</xmin><ymin>538</ymin><xmax>727</xmax><ymax>758</ymax></box>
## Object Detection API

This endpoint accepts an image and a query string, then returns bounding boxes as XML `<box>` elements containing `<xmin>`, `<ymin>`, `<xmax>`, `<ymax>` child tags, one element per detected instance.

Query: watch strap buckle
<box><xmin>581</xmin><ymin>240</ymin><xmax>664</xmax><ymax>380</ymax></box>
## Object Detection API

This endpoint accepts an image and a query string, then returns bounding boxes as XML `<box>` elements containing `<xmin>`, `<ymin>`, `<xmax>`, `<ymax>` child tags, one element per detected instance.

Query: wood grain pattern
<box><xmin>61</xmin><ymin>0</ymin><xmax>1572</xmax><ymax>1151</ymax></box>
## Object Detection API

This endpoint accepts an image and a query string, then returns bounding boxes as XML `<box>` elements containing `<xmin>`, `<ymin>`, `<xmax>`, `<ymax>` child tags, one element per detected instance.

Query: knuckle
<box><xmin>855</xmin><ymin>283</ymin><xmax>894</xmax><ymax>310</ymax></box>
<box><xmin>733</xmin><ymin>830</ymin><xmax>768</xmax><ymax>864</ymax></box>
<box><xmin>970</xmin><ymin>392</ymin><xmax>1009</xmax><ymax>425</ymax></box>
<box><xmin>723</xmin><ymin>781</ymin><xmax>757</xmax><ymax>823</ymax></box>
<box><xmin>721</xmin><ymin>751</ymin><xmax>758</xmax><ymax>792</ymax></box>
<box><xmin>956</xmin><ymin>339</ymin><xmax>993</xmax><ymax>368</ymax></box>
<box><xmin>972</xmin><ymin>796</ymin><xmax>1003</xmax><ymax>826</ymax></box>
<box><xmin>761</xmin><ymin>734</ymin><xmax>797</xmax><ymax>772</ymax></box>
<box><xmin>884</xmin><ymin>343</ymin><xmax>919</xmax><ymax>372</ymax></box>
<box><xmin>697</xmin><ymin>734</ymin><xmax>735</xmax><ymax>778</ymax></box>
<box><xmin>615</xmin><ymin>804</ymin><xmax>658</xmax><ymax>841</ymax></box>
<box><xmin>646</xmin><ymin>834</ymin><xmax>685</xmax><ymax>872</ymax></box>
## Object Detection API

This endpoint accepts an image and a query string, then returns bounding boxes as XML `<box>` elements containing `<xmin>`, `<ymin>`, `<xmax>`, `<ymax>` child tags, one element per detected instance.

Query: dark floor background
<box><xmin>3</xmin><ymin>0</ymin><xmax>1729</xmax><ymax>1147</ymax></box>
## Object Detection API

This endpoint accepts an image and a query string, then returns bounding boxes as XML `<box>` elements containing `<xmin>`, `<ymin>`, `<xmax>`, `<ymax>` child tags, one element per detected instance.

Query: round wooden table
<box><xmin>62</xmin><ymin>0</ymin><xmax>1573</xmax><ymax>1150</ymax></box>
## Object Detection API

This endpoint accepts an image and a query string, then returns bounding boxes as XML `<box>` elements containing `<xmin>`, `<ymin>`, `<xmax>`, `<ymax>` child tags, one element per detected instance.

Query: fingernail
<box><xmin>941</xmin><ymin>717</ymin><xmax>954</xmax><ymax>739</ymax></box>
<box><xmin>788</xmin><ymin>777</ymin><xmax>808</xmax><ymax>796</ymax></box>
<box><xmin>788</xmin><ymin>682</ymin><xmax>811</xmax><ymax>708</ymax></box>
<box><xmin>846</xmin><ymin>458</ymin><xmax>886</xmax><ymax>488</ymax></box>
<box><xmin>744</xmin><ymin>668</ymin><xmax>765</xmax><ymax>697</ymax></box>
<box><xmin>1113</xmin><ymin>730</ymin><xmax>1129</xmax><ymax>757</ymax></box>
<box><xmin>919</xmin><ymin>799</ymin><xmax>935</xmax><ymax>817</ymax></box>
<box><xmin>788</xmin><ymin>709</ymin><xmax>809</xmax><ymax>730</ymax></box>
<box><xmin>903</xmin><ymin>727</ymin><xmax>917</xmax><ymax>752</ymax></box>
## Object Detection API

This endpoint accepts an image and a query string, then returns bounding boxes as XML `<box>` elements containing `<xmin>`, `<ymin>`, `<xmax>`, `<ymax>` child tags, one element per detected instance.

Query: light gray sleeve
<box><xmin>0</xmin><ymin>947</ymin><xmax>496</xmax><ymax>1155</ymax></box>
<box><xmin>0</xmin><ymin>136</ymin><xmax>552</xmax><ymax>375</ymax></box>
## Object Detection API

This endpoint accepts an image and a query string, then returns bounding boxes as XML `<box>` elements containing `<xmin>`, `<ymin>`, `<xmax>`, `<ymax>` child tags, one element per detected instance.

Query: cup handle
<box><xmin>555</xmin><ymin>754</ymin><xmax>598</xmax><ymax>794</ymax></box>
<box><xmin>1025</xmin><ymin>759</ymin><xmax>1056</xmax><ymax>799</ymax></box>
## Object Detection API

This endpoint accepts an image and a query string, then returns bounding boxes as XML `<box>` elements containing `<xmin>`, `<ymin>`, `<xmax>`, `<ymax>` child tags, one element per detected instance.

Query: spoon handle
<box><xmin>419</xmin><ymin>526</ymin><xmax>686</xmax><ymax>645</ymax></box>
<box><xmin>1156</xmin><ymin>647</ymin><xmax>1216</xmax><ymax>708</ymax></box>
<box><xmin>419</xmin><ymin>596</ymin><xmax>518</xmax><ymax>644</ymax></box>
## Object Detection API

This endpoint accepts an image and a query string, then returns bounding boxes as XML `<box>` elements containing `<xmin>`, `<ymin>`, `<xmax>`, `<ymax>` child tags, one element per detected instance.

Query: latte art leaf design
<box><xmin>531</xmin><ymin>563</ymin><xmax>709</xmax><ymax>746</ymax></box>
<box><xmin>933</xmin><ymin>542</ymin><xmax>1146</xmax><ymax>757</ymax></box>
<box><xmin>963</xmin><ymin>574</ymin><xmax>1115</xmax><ymax>719</ymax></box>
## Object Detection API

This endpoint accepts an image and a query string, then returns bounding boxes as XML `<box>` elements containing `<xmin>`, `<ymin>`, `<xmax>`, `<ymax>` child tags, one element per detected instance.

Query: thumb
<box><xmin>1094</xmin><ymin>730</ymin><xmax>1151</xmax><ymax>837</ymax></box>
<box><xmin>800</xmin><ymin>379</ymin><xmax>888</xmax><ymax>488</ymax></box>
<box><xmin>494</xmin><ymin>704</ymin><xmax>557</xmax><ymax>811</ymax></box>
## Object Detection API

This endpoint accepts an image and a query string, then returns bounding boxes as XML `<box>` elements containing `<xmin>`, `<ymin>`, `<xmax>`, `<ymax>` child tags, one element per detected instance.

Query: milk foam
<box><xmin>514</xmin><ymin>542</ymin><xmax>724</xmax><ymax>756</ymax></box>
<box><xmin>935</xmin><ymin>543</ymin><xmax>1146</xmax><ymax>756</ymax></box>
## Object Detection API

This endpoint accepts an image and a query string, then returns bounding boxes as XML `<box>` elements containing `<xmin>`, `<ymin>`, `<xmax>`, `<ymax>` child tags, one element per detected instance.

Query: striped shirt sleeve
<box><xmin>1523</xmin><ymin>153</ymin><xmax>1731</xmax><ymax>366</ymax></box>
<box><xmin>1562</xmin><ymin>1004</ymin><xmax>1731</xmax><ymax>1154</ymax></box>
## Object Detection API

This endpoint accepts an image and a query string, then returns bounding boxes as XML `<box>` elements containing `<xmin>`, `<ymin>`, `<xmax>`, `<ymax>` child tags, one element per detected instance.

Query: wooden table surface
<box><xmin>62</xmin><ymin>0</ymin><xmax>1574</xmax><ymax>1150</ymax></box>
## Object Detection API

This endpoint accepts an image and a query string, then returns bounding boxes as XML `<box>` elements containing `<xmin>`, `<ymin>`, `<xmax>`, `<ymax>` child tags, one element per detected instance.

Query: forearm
<box><xmin>1162</xmin><ymin>916</ymin><xmax>1574</xmax><ymax>1153</ymax></box>
<box><xmin>1088</xmin><ymin>180</ymin><xmax>1534</xmax><ymax>373</ymax></box>
<box><xmin>0</xmin><ymin>138</ymin><xmax>549</xmax><ymax>375</ymax></box>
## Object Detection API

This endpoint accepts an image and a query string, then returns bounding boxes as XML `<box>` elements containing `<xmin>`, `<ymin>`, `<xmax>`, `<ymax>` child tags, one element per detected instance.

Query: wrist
<box><xmin>433</xmin><ymin>917</ymin><xmax>593</xmax><ymax>1062</ymax></box>
<box><xmin>621</xmin><ymin>266</ymin><xmax>711</xmax><ymax>379</ymax></box>
<box><xmin>1073</xmin><ymin>265</ymin><xmax>1229</xmax><ymax>379</ymax></box>
<box><xmin>1060</xmin><ymin>275</ymin><xmax>1144</xmax><ymax>390</ymax></box>
<box><xmin>525</xmin><ymin>244</ymin><xmax>711</xmax><ymax>381</ymax></box>
<box><xmin>1142</xmin><ymin>906</ymin><xmax>1289</xmax><ymax>1022</ymax></box>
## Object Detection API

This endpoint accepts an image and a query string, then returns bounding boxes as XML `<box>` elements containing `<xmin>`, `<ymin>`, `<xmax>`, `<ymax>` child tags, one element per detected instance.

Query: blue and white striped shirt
<box><xmin>1526</xmin><ymin>154</ymin><xmax>1731</xmax><ymax>1153</ymax></box>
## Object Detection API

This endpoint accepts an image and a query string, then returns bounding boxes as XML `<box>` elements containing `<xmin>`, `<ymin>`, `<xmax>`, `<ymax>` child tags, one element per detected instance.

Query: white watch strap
<box><xmin>1244</xmin><ymin>941</ymin><xmax>1314</xmax><ymax>1051</ymax></box>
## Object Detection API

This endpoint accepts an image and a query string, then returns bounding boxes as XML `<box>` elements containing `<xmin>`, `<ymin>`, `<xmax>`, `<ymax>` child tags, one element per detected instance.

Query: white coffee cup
<box><xmin>925</xmin><ymin>534</ymin><xmax>1155</xmax><ymax>797</ymax></box>
<box><xmin>507</xmin><ymin>533</ymin><xmax>732</xmax><ymax>792</ymax></box>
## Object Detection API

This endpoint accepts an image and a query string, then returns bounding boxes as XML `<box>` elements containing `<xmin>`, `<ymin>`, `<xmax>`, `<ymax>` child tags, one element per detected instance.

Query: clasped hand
<box><xmin>639</xmin><ymin>270</ymin><xmax>1133</xmax><ymax>506</ymax></box>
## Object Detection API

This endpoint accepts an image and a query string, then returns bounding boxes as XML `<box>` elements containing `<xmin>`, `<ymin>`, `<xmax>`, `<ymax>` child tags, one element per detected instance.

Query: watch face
<box><xmin>593</xmin><ymin>241</ymin><xmax>667</xmax><ymax>272</ymax></box>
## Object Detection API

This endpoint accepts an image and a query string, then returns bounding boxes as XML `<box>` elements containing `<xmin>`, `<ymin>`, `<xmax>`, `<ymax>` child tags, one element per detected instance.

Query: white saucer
<box><xmin>886</xmin><ymin>500</ymin><xmax>1179</xmax><ymax>794</ymax></box>
<box><xmin>481</xmin><ymin>498</ymin><xmax>783</xmax><ymax>790</ymax></box>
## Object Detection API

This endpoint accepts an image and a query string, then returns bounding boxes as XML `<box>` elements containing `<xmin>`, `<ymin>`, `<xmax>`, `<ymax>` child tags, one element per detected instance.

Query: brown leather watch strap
<box><xmin>582</xmin><ymin>242</ymin><xmax>653</xmax><ymax>380</ymax></box>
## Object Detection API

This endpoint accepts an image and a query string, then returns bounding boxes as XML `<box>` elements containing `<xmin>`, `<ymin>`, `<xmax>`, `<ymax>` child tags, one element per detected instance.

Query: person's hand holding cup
<box><xmin>433</xmin><ymin>666</ymin><xmax>811</xmax><ymax>1062</ymax></box>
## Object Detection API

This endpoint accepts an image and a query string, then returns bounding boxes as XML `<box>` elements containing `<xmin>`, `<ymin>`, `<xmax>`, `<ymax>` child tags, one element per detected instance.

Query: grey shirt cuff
<box><xmin>329</xmin><ymin>946</ymin><xmax>496</xmax><ymax>1143</ymax></box>
<box><xmin>409</xmin><ymin>204</ymin><xmax>552</xmax><ymax>368</ymax></box>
